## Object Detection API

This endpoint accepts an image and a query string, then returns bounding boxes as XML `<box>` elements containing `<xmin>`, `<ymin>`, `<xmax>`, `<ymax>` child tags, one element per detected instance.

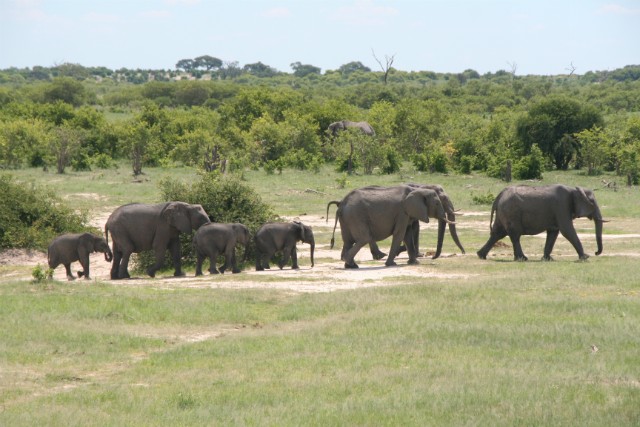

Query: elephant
<box><xmin>193</xmin><ymin>222</ymin><xmax>250</xmax><ymax>275</ymax></box>
<box><xmin>327</xmin><ymin>185</ymin><xmax>454</xmax><ymax>268</ymax></box>
<box><xmin>254</xmin><ymin>221</ymin><xmax>315</xmax><ymax>271</ymax></box>
<box><xmin>47</xmin><ymin>232</ymin><xmax>113</xmax><ymax>281</ymax></box>
<box><xmin>105</xmin><ymin>202</ymin><xmax>210</xmax><ymax>279</ymax></box>
<box><xmin>476</xmin><ymin>184</ymin><xmax>605</xmax><ymax>261</ymax></box>
<box><xmin>327</xmin><ymin>120</ymin><xmax>375</xmax><ymax>137</ymax></box>
<box><xmin>363</xmin><ymin>184</ymin><xmax>466</xmax><ymax>260</ymax></box>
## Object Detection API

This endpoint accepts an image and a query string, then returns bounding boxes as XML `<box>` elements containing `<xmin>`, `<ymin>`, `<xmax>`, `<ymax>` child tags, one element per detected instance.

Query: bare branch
<box><xmin>372</xmin><ymin>49</ymin><xmax>396</xmax><ymax>85</ymax></box>
<box><xmin>565</xmin><ymin>61</ymin><xmax>577</xmax><ymax>76</ymax></box>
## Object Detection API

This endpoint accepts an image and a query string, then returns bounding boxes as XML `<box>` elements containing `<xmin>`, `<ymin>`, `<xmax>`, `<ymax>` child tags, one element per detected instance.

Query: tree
<box><xmin>338</xmin><ymin>61</ymin><xmax>371</xmax><ymax>77</ymax></box>
<box><xmin>243</xmin><ymin>62</ymin><xmax>279</xmax><ymax>77</ymax></box>
<box><xmin>194</xmin><ymin>55</ymin><xmax>222</xmax><ymax>71</ymax></box>
<box><xmin>574</xmin><ymin>127</ymin><xmax>608</xmax><ymax>175</ymax></box>
<box><xmin>372</xmin><ymin>50</ymin><xmax>395</xmax><ymax>85</ymax></box>
<box><xmin>43</xmin><ymin>77</ymin><xmax>87</xmax><ymax>107</ymax></box>
<box><xmin>516</xmin><ymin>96</ymin><xmax>603</xmax><ymax>170</ymax></box>
<box><xmin>219</xmin><ymin>61</ymin><xmax>242</xmax><ymax>80</ymax></box>
<box><xmin>290</xmin><ymin>62</ymin><xmax>321</xmax><ymax>78</ymax></box>
<box><xmin>50</xmin><ymin>126</ymin><xmax>82</xmax><ymax>174</ymax></box>
<box><xmin>175</xmin><ymin>58</ymin><xmax>195</xmax><ymax>72</ymax></box>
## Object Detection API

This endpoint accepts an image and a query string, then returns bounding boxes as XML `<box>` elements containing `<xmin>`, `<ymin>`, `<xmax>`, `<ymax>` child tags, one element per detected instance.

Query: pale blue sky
<box><xmin>1</xmin><ymin>0</ymin><xmax>638</xmax><ymax>75</ymax></box>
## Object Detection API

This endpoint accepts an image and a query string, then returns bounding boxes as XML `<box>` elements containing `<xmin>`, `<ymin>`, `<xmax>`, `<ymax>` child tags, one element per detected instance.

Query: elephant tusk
<box><xmin>445</xmin><ymin>219</ymin><xmax>456</xmax><ymax>225</ymax></box>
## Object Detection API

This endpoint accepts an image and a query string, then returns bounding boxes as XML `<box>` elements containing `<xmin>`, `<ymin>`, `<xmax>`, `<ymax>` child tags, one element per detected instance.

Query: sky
<box><xmin>1</xmin><ymin>0</ymin><xmax>639</xmax><ymax>76</ymax></box>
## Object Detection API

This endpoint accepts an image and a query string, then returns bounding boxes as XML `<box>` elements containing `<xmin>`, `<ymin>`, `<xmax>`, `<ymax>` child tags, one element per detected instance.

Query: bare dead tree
<box><xmin>507</xmin><ymin>61</ymin><xmax>517</xmax><ymax>80</ymax></box>
<box><xmin>203</xmin><ymin>145</ymin><xmax>226</xmax><ymax>173</ymax></box>
<box><xmin>566</xmin><ymin>61</ymin><xmax>577</xmax><ymax>76</ymax></box>
<box><xmin>372</xmin><ymin>49</ymin><xmax>395</xmax><ymax>85</ymax></box>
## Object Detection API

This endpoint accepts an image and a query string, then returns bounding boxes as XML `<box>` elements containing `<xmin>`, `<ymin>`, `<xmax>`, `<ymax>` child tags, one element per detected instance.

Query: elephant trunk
<box><xmin>104</xmin><ymin>247</ymin><xmax>113</xmax><ymax>262</ymax></box>
<box><xmin>595</xmin><ymin>218</ymin><xmax>604</xmax><ymax>256</ymax></box>
<box><xmin>310</xmin><ymin>241</ymin><xmax>315</xmax><ymax>267</ymax></box>
<box><xmin>447</xmin><ymin>212</ymin><xmax>465</xmax><ymax>255</ymax></box>
<box><xmin>432</xmin><ymin>219</ymin><xmax>446</xmax><ymax>259</ymax></box>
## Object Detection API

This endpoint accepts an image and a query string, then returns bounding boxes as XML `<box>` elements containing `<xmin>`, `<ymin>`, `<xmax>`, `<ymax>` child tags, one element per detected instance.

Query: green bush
<box><xmin>471</xmin><ymin>191</ymin><xmax>495</xmax><ymax>205</ymax></box>
<box><xmin>381</xmin><ymin>148</ymin><xmax>401</xmax><ymax>174</ymax></box>
<box><xmin>132</xmin><ymin>172</ymin><xmax>277</xmax><ymax>273</ymax></box>
<box><xmin>0</xmin><ymin>175</ymin><xmax>93</xmax><ymax>250</ymax></box>
<box><xmin>513</xmin><ymin>145</ymin><xmax>544</xmax><ymax>180</ymax></box>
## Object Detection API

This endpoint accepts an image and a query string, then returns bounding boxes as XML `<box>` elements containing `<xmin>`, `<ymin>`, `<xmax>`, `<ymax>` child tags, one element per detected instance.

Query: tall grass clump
<box><xmin>0</xmin><ymin>174</ymin><xmax>94</xmax><ymax>250</ymax></box>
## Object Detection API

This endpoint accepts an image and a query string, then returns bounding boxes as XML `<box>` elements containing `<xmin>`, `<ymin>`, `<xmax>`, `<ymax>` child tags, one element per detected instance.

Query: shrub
<box><xmin>513</xmin><ymin>144</ymin><xmax>544</xmax><ymax>180</ymax></box>
<box><xmin>0</xmin><ymin>175</ymin><xmax>93</xmax><ymax>250</ymax></box>
<box><xmin>132</xmin><ymin>172</ymin><xmax>277</xmax><ymax>273</ymax></box>
<box><xmin>381</xmin><ymin>147</ymin><xmax>401</xmax><ymax>174</ymax></box>
<box><xmin>471</xmin><ymin>191</ymin><xmax>495</xmax><ymax>205</ymax></box>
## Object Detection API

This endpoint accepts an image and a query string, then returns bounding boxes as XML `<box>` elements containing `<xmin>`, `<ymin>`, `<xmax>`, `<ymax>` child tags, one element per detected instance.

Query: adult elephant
<box><xmin>255</xmin><ymin>221</ymin><xmax>315</xmax><ymax>271</ymax></box>
<box><xmin>327</xmin><ymin>120</ymin><xmax>375</xmax><ymax>137</ymax></box>
<box><xmin>477</xmin><ymin>184</ymin><xmax>605</xmax><ymax>261</ymax></box>
<box><xmin>365</xmin><ymin>184</ymin><xmax>466</xmax><ymax>260</ymax></box>
<box><xmin>48</xmin><ymin>233</ymin><xmax>113</xmax><ymax>281</ymax></box>
<box><xmin>193</xmin><ymin>222</ymin><xmax>250</xmax><ymax>275</ymax></box>
<box><xmin>105</xmin><ymin>202</ymin><xmax>210</xmax><ymax>279</ymax></box>
<box><xmin>327</xmin><ymin>185</ymin><xmax>454</xmax><ymax>268</ymax></box>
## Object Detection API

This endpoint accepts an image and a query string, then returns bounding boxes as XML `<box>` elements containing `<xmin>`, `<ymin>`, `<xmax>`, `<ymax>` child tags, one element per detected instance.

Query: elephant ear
<box><xmin>78</xmin><ymin>233</ymin><xmax>95</xmax><ymax>253</ymax></box>
<box><xmin>162</xmin><ymin>202</ymin><xmax>192</xmax><ymax>233</ymax></box>
<box><xmin>292</xmin><ymin>221</ymin><xmax>305</xmax><ymax>241</ymax></box>
<box><xmin>403</xmin><ymin>190</ymin><xmax>430</xmax><ymax>223</ymax></box>
<box><xmin>572</xmin><ymin>187</ymin><xmax>595</xmax><ymax>218</ymax></box>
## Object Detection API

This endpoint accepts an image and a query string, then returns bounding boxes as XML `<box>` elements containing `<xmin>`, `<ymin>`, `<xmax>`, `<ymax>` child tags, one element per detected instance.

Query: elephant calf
<box><xmin>48</xmin><ymin>233</ymin><xmax>113</xmax><ymax>281</ymax></box>
<box><xmin>193</xmin><ymin>223</ymin><xmax>249</xmax><ymax>275</ymax></box>
<box><xmin>254</xmin><ymin>221</ymin><xmax>315</xmax><ymax>271</ymax></box>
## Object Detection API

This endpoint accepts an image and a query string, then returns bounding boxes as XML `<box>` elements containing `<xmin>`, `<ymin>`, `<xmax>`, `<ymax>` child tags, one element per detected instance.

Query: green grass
<box><xmin>1</xmin><ymin>165</ymin><xmax>639</xmax><ymax>426</ymax></box>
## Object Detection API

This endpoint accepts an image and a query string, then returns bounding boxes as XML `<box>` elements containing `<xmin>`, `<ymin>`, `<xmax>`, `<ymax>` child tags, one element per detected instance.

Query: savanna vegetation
<box><xmin>1</xmin><ymin>60</ymin><xmax>639</xmax><ymax>425</ymax></box>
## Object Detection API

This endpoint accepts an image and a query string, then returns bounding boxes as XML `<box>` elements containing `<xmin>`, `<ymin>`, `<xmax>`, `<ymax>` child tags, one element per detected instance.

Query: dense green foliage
<box><xmin>0</xmin><ymin>175</ymin><xmax>93</xmax><ymax>249</ymax></box>
<box><xmin>1</xmin><ymin>63</ymin><xmax>639</xmax><ymax>181</ymax></box>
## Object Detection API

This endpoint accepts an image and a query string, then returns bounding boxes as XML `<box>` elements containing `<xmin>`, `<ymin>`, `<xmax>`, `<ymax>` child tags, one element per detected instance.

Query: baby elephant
<box><xmin>254</xmin><ymin>221</ymin><xmax>315</xmax><ymax>271</ymax></box>
<box><xmin>48</xmin><ymin>233</ymin><xmax>113</xmax><ymax>281</ymax></box>
<box><xmin>193</xmin><ymin>223</ymin><xmax>250</xmax><ymax>275</ymax></box>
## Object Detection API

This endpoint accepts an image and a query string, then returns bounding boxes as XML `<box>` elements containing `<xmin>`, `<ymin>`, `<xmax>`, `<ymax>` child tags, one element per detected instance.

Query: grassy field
<box><xmin>1</xmin><ymin>164</ymin><xmax>639</xmax><ymax>426</ymax></box>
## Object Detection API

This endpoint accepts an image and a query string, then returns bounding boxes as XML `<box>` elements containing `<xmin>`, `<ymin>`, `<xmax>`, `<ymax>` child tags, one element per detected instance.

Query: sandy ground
<box><xmin>2</xmin><ymin>208</ymin><xmax>638</xmax><ymax>293</ymax></box>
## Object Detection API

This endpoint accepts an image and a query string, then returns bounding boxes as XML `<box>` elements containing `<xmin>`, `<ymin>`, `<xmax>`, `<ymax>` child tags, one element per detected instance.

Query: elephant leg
<box><xmin>477</xmin><ymin>229</ymin><xmax>508</xmax><ymax>259</ymax></box>
<box><xmin>77</xmin><ymin>253</ymin><xmax>91</xmax><ymax>279</ymax></box>
<box><xmin>559</xmin><ymin>225</ymin><xmax>588</xmax><ymax>260</ymax></box>
<box><xmin>230</xmin><ymin>252</ymin><xmax>240</xmax><ymax>274</ymax></box>
<box><xmin>209</xmin><ymin>251</ymin><xmax>220</xmax><ymax>274</ymax></box>
<box><xmin>64</xmin><ymin>263</ymin><xmax>76</xmax><ymax>281</ymax></box>
<box><xmin>110</xmin><ymin>247</ymin><xmax>122</xmax><ymax>280</ymax></box>
<box><xmin>146</xmin><ymin>246</ymin><xmax>167</xmax><ymax>278</ymax></box>
<box><xmin>508</xmin><ymin>233</ymin><xmax>528</xmax><ymax>261</ymax></box>
<box><xmin>195</xmin><ymin>252</ymin><xmax>205</xmax><ymax>276</ymax></box>
<box><xmin>255</xmin><ymin>251</ymin><xmax>264</xmax><ymax>271</ymax></box>
<box><xmin>279</xmin><ymin>246</ymin><xmax>291</xmax><ymax>269</ymax></box>
<box><xmin>369</xmin><ymin>242</ymin><xmax>387</xmax><ymax>260</ymax></box>
<box><xmin>542</xmin><ymin>230</ymin><xmax>560</xmax><ymax>261</ymax></box>
<box><xmin>169</xmin><ymin>239</ymin><xmax>184</xmax><ymax>277</ymax></box>
<box><xmin>386</xmin><ymin>226</ymin><xmax>408</xmax><ymax>267</ymax></box>
<box><xmin>345</xmin><ymin>241</ymin><xmax>366</xmax><ymax>269</ymax></box>
<box><xmin>290</xmin><ymin>247</ymin><xmax>299</xmax><ymax>269</ymax></box>
<box><xmin>118</xmin><ymin>251</ymin><xmax>132</xmax><ymax>279</ymax></box>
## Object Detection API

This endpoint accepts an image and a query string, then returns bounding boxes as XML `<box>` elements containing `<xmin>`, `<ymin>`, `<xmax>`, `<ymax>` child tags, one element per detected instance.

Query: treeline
<box><xmin>1</xmin><ymin>62</ymin><xmax>639</xmax><ymax>183</ymax></box>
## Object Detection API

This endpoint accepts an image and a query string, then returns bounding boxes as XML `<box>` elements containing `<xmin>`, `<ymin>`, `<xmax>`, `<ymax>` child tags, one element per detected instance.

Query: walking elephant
<box><xmin>193</xmin><ymin>222</ymin><xmax>250</xmax><ymax>275</ymax></box>
<box><xmin>477</xmin><ymin>184</ymin><xmax>605</xmax><ymax>261</ymax></box>
<box><xmin>327</xmin><ymin>185</ymin><xmax>454</xmax><ymax>268</ymax></box>
<box><xmin>48</xmin><ymin>232</ymin><xmax>113</xmax><ymax>281</ymax></box>
<box><xmin>327</xmin><ymin>120</ymin><xmax>375</xmax><ymax>137</ymax></box>
<box><xmin>364</xmin><ymin>184</ymin><xmax>466</xmax><ymax>260</ymax></box>
<box><xmin>255</xmin><ymin>221</ymin><xmax>315</xmax><ymax>271</ymax></box>
<box><xmin>105</xmin><ymin>202</ymin><xmax>210</xmax><ymax>279</ymax></box>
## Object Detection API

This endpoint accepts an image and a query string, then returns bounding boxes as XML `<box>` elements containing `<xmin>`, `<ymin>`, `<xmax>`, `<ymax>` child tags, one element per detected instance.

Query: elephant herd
<box><xmin>47</xmin><ymin>183</ymin><xmax>606</xmax><ymax>281</ymax></box>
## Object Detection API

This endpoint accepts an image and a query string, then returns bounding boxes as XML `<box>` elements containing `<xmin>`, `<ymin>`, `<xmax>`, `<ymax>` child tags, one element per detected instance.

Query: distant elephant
<box><xmin>365</xmin><ymin>184</ymin><xmax>466</xmax><ymax>260</ymax></box>
<box><xmin>48</xmin><ymin>232</ymin><xmax>113</xmax><ymax>281</ymax></box>
<box><xmin>327</xmin><ymin>185</ymin><xmax>454</xmax><ymax>268</ymax></box>
<box><xmin>477</xmin><ymin>184</ymin><xmax>605</xmax><ymax>261</ymax></box>
<box><xmin>105</xmin><ymin>202</ymin><xmax>210</xmax><ymax>279</ymax></box>
<box><xmin>255</xmin><ymin>221</ymin><xmax>315</xmax><ymax>271</ymax></box>
<box><xmin>327</xmin><ymin>120</ymin><xmax>375</xmax><ymax>137</ymax></box>
<box><xmin>193</xmin><ymin>222</ymin><xmax>250</xmax><ymax>275</ymax></box>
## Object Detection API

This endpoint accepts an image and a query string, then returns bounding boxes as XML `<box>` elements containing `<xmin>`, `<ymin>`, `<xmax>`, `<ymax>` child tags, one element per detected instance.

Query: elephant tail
<box><xmin>104</xmin><ymin>225</ymin><xmax>109</xmax><ymax>245</ymax></box>
<box><xmin>326</xmin><ymin>200</ymin><xmax>341</xmax><ymax>249</ymax></box>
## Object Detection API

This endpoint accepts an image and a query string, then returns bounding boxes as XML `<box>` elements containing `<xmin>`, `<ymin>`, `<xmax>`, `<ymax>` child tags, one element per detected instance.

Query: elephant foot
<box><xmin>292</xmin><ymin>265</ymin><xmax>300</xmax><ymax>270</ymax></box>
<box><xmin>77</xmin><ymin>271</ymin><xmax>84</xmax><ymax>278</ymax></box>
<box><xmin>232</xmin><ymin>269</ymin><xmax>241</xmax><ymax>274</ymax></box>
<box><xmin>541</xmin><ymin>255</ymin><xmax>554</xmax><ymax>261</ymax></box>
<box><xmin>408</xmin><ymin>259</ymin><xmax>420</xmax><ymax>265</ymax></box>
<box><xmin>372</xmin><ymin>251</ymin><xmax>387</xmax><ymax>260</ymax></box>
<box><xmin>579</xmin><ymin>254</ymin><xmax>590</xmax><ymax>261</ymax></box>
<box><xmin>344</xmin><ymin>262</ymin><xmax>359</xmax><ymax>269</ymax></box>
<box><xmin>173</xmin><ymin>271</ymin><xmax>186</xmax><ymax>277</ymax></box>
<box><xmin>384</xmin><ymin>260</ymin><xmax>397</xmax><ymax>267</ymax></box>
<box><xmin>195</xmin><ymin>271</ymin><xmax>203</xmax><ymax>276</ymax></box>
<box><xmin>209</xmin><ymin>269</ymin><xmax>220</xmax><ymax>275</ymax></box>
<box><xmin>66</xmin><ymin>275</ymin><xmax>76</xmax><ymax>281</ymax></box>
<box><xmin>256</xmin><ymin>266</ymin><xmax>264</xmax><ymax>271</ymax></box>
<box><xmin>146</xmin><ymin>268</ymin><xmax>156</xmax><ymax>278</ymax></box>
<box><xmin>514</xmin><ymin>256</ymin><xmax>528</xmax><ymax>262</ymax></box>
<box><xmin>476</xmin><ymin>250</ymin><xmax>487</xmax><ymax>259</ymax></box>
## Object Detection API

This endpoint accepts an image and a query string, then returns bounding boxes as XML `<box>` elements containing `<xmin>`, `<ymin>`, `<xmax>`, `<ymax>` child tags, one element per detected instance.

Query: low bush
<box><xmin>0</xmin><ymin>174</ymin><xmax>94</xmax><ymax>250</ymax></box>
